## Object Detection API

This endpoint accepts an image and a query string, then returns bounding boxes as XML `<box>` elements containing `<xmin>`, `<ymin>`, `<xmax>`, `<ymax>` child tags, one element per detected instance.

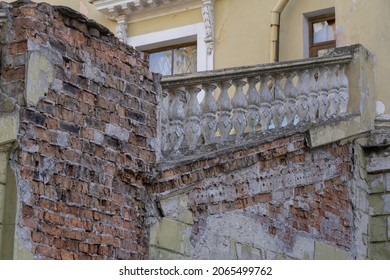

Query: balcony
<box><xmin>158</xmin><ymin>44</ymin><xmax>375</xmax><ymax>162</ymax></box>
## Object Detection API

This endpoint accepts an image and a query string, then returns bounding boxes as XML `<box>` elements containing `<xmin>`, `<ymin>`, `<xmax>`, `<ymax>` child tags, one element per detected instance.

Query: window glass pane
<box><xmin>173</xmin><ymin>45</ymin><xmax>197</xmax><ymax>75</ymax></box>
<box><xmin>149</xmin><ymin>50</ymin><xmax>172</xmax><ymax>76</ymax></box>
<box><xmin>313</xmin><ymin>19</ymin><xmax>335</xmax><ymax>44</ymax></box>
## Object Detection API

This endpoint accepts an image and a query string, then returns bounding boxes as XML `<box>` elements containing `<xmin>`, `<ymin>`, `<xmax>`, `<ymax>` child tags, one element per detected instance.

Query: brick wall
<box><xmin>149</xmin><ymin>133</ymin><xmax>356</xmax><ymax>259</ymax></box>
<box><xmin>0</xmin><ymin>1</ymin><xmax>159</xmax><ymax>259</ymax></box>
<box><xmin>0</xmin><ymin>1</ymin><xmax>379</xmax><ymax>260</ymax></box>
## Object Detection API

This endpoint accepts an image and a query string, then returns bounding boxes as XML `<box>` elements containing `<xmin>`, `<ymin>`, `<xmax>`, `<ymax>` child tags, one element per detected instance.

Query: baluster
<box><xmin>259</xmin><ymin>75</ymin><xmax>273</xmax><ymax>130</ymax></box>
<box><xmin>232</xmin><ymin>79</ymin><xmax>248</xmax><ymax>140</ymax></box>
<box><xmin>327</xmin><ymin>65</ymin><xmax>340</xmax><ymax>118</ymax></box>
<box><xmin>217</xmin><ymin>80</ymin><xmax>233</xmax><ymax>141</ymax></box>
<box><xmin>271</xmin><ymin>74</ymin><xmax>285</xmax><ymax>128</ymax></box>
<box><xmin>284</xmin><ymin>72</ymin><xmax>298</xmax><ymax>126</ymax></box>
<box><xmin>246</xmin><ymin>76</ymin><xmax>260</xmax><ymax>133</ymax></box>
<box><xmin>185</xmin><ymin>85</ymin><xmax>202</xmax><ymax>151</ymax></box>
<box><xmin>201</xmin><ymin>83</ymin><xmax>218</xmax><ymax>145</ymax></box>
<box><xmin>161</xmin><ymin>90</ymin><xmax>170</xmax><ymax>151</ymax></box>
<box><xmin>167</xmin><ymin>87</ymin><xmax>186</xmax><ymax>156</ymax></box>
<box><xmin>318</xmin><ymin>67</ymin><xmax>330</xmax><ymax>120</ymax></box>
<box><xmin>296</xmin><ymin>70</ymin><xmax>309</xmax><ymax>123</ymax></box>
<box><xmin>338</xmin><ymin>64</ymin><xmax>349</xmax><ymax>115</ymax></box>
<box><xmin>307</xmin><ymin>68</ymin><xmax>319</xmax><ymax>122</ymax></box>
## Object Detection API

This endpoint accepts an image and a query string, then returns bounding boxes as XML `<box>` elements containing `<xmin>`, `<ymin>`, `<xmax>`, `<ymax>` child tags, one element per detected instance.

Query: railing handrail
<box><xmin>158</xmin><ymin>45</ymin><xmax>364</xmax><ymax>160</ymax></box>
<box><xmin>161</xmin><ymin>52</ymin><xmax>353</xmax><ymax>88</ymax></box>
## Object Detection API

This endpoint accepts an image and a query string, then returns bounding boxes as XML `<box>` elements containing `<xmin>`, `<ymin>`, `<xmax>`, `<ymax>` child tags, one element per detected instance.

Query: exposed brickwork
<box><xmin>1</xmin><ymin>1</ymin><xmax>159</xmax><ymax>259</ymax></box>
<box><xmin>152</xmin><ymin>133</ymin><xmax>354</xmax><ymax>257</ymax></box>
<box><xmin>0</xmin><ymin>1</ymin><xmax>373</xmax><ymax>260</ymax></box>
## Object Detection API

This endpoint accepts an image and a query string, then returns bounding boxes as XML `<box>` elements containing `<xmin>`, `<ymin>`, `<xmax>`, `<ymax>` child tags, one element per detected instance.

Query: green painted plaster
<box><xmin>13</xmin><ymin>239</ymin><xmax>33</xmax><ymax>260</ymax></box>
<box><xmin>159</xmin><ymin>193</ymin><xmax>193</xmax><ymax>225</ymax></box>
<box><xmin>368</xmin><ymin>174</ymin><xmax>386</xmax><ymax>194</ymax></box>
<box><xmin>26</xmin><ymin>51</ymin><xmax>54</xmax><ymax>105</ymax></box>
<box><xmin>149</xmin><ymin>246</ymin><xmax>190</xmax><ymax>260</ymax></box>
<box><xmin>314</xmin><ymin>242</ymin><xmax>349</xmax><ymax>260</ymax></box>
<box><xmin>0</xmin><ymin>165</ymin><xmax>17</xmax><ymax>260</ymax></box>
<box><xmin>369</xmin><ymin>242</ymin><xmax>390</xmax><ymax>259</ymax></box>
<box><xmin>369</xmin><ymin>216</ymin><xmax>388</xmax><ymax>242</ymax></box>
<box><xmin>150</xmin><ymin>217</ymin><xmax>192</xmax><ymax>257</ymax></box>
<box><xmin>0</xmin><ymin>94</ymin><xmax>14</xmax><ymax>113</ymax></box>
<box><xmin>0</xmin><ymin>152</ymin><xmax>7</xmax><ymax>184</ymax></box>
<box><xmin>369</xmin><ymin>194</ymin><xmax>385</xmax><ymax>215</ymax></box>
<box><xmin>0</xmin><ymin>113</ymin><xmax>19</xmax><ymax>147</ymax></box>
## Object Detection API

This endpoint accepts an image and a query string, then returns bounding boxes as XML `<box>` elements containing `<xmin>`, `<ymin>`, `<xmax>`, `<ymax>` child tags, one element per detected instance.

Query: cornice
<box><xmin>92</xmin><ymin>0</ymin><xmax>202</xmax><ymax>23</ymax></box>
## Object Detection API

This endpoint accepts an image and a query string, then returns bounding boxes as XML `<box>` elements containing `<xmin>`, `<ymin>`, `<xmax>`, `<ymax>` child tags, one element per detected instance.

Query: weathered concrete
<box><xmin>0</xmin><ymin>113</ymin><xmax>19</xmax><ymax>147</ymax></box>
<box><xmin>25</xmin><ymin>51</ymin><xmax>54</xmax><ymax>106</ymax></box>
<box><xmin>314</xmin><ymin>241</ymin><xmax>350</xmax><ymax>260</ymax></box>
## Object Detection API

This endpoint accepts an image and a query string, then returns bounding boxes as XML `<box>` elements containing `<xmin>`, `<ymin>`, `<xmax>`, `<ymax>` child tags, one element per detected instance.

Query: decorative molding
<box><xmin>93</xmin><ymin>0</ymin><xmax>202</xmax><ymax>23</ymax></box>
<box><xmin>375</xmin><ymin>114</ymin><xmax>390</xmax><ymax>129</ymax></box>
<box><xmin>366</xmin><ymin>146</ymin><xmax>390</xmax><ymax>173</ymax></box>
<box><xmin>201</xmin><ymin>0</ymin><xmax>214</xmax><ymax>55</ymax></box>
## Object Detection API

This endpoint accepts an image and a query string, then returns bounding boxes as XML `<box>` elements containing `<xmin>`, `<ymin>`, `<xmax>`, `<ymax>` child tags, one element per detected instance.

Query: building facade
<box><xmin>0</xmin><ymin>0</ymin><xmax>389</xmax><ymax>259</ymax></box>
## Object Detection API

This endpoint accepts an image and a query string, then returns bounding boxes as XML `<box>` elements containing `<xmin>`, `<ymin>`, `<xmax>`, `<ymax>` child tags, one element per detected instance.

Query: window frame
<box><xmin>308</xmin><ymin>13</ymin><xmax>336</xmax><ymax>57</ymax></box>
<box><xmin>146</xmin><ymin>42</ymin><xmax>198</xmax><ymax>76</ymax></box>
<box><xmin>128</xmin><ymin>23</ymin><xmax>213</xmax><ymax>73</ymax></box>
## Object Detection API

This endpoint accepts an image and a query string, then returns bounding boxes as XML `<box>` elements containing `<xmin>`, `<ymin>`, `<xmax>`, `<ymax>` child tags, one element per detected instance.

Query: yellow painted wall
<box><xmin>127</xmin><ymin>8</ymin><xmax>202</xmax><ymax>37</ymax></box>
<box><xmin>280</xmin><ymin>0</ymin><xmax>390</xmax><ymax>114</ymax></box>
<box><xmin>335</xmin><ymin>0</ymin><xmax>390</xmax><ymax>115</ymax></box>
<box><xmin>3</xmin><ymin>0</ymin><xmax>116</xmax><ymax>33</ymax></box>
<box><xmin>214</xmin><ymin>0</ymin><xmax>273</xmax><ymax>68</ymax></box>
<box><xmin>280</xmin><ymin>0</ymin><xmax>335</xmax><ymax>60</ymax></box>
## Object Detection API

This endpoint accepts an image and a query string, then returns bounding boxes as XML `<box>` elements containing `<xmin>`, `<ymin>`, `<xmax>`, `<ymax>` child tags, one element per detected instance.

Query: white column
<box><xmin>202</xmin><ymin>0</ymin><xmax>215</xmax><ymax>70</ymax></box>
<box><xmin>116</xmin><ymin>15</ymin><xmax>128</xmax><ymax>43</ymax></box>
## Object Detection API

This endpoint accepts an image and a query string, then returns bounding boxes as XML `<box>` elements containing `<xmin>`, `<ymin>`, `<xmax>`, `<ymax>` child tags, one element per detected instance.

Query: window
<box><xmin>309</xmin><ymin>14</ymin><xmax>336</xmax><ymax>57</ymax></box>
<box><xmin>148</xmin><ymin>43</ymin><xmax>197</xmax><ymax>76</ymax></box>
<box><xmin>128</xmin><ymin>23</ymin><xmax>213</xmax><ymax>74</ymax></box>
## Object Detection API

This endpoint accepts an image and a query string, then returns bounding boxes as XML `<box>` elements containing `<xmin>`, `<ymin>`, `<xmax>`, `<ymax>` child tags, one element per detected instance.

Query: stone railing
<box><xmin>159</xmin><ymin>47</ymin><xmax>358</xmax><ymax>160</ymax></box>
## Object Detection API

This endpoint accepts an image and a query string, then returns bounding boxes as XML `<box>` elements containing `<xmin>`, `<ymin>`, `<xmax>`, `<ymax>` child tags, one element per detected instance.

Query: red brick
<box><xmin>62</xmin><ymin>229</ymin><xmax>85</xmax><ymax>241</ymax></box>
<box><xmin>22</xmin><ymin>216</ymin><xmax>38</xmax><ymax>228</ymax></box>
<box><xmin>8</xmin><ymin>41</ymin><xmax>27</xmax><ymax>55</ymax></box>
<box><xmin>2</xmin><ymin>66</ymin><xmax>25</xmax><ymax>81</ymax></box>
<box><xmin>43</xmin><ymin>212</ymin><xmax>64</xmax><ymax>225</ymax></box>
<box><xmin>255</xmin><ymin>192</ymin><xmax>272</xmax><ymax>203</ymax></box>
<box><xmin>22</xmin><ymin>205</ymin><xmax>35</xmax><ymax>217</ymax></box>
<box><xmin>79</xmin><ymin>243</ymin><xmax>98</xmax><ymax>254</ymax></box>
<box><xmin>36</xmin><ymin>245</ymin><xmax>58</xmax><ymax>259</ymax></box>
<box><xmin>32</xmin><ymin>231</ymin><xmax>43</xmax><ymax>242</ymax></box>
<box><xmin>60</xmin><ymin>250</ymin><xmax>75</xmax><ymax>260</ymax></box>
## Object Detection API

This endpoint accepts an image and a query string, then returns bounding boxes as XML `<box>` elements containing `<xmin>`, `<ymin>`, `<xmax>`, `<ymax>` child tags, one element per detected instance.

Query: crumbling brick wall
<box><xmin>149</xmin><ymin>133</ymin><xmax>356</xmax><ymax>259</ymax></box>
<box><xmin>0</xmin><ymin>1</ymin><xmax>159</xmax><ymax>259</ymax></box>
<box><xmin>0</xmin><ymin>1</ymin><xmax>375</xmax><ymax>260</ymax></box>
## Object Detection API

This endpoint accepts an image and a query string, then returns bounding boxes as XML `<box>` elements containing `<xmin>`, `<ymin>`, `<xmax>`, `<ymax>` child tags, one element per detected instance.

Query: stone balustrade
<box><xmin>160</xmin><ymin>49</ymin><xmax>354</xmax><ymax>159</ymax></box>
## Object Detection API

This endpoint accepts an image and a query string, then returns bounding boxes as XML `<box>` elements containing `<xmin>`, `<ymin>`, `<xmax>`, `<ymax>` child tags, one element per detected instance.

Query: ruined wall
<box><xmin>0</xmin><ymin>1</ymin><xmax>159</xmax><ymax>259</ymax></box>
<box><xmin>363</xmin><ymin>130</ymin><xmax>390</xmax><ymax>259</ymax></box>
<box><xmin>149</xmin><ymin>132</ymin><xmax>365</xmax><ymax>259</ymax></box>
<box><xmin>0</xmin><ymin>1</ymin><xmax>387</xmax><ymax>260</ymax></box>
